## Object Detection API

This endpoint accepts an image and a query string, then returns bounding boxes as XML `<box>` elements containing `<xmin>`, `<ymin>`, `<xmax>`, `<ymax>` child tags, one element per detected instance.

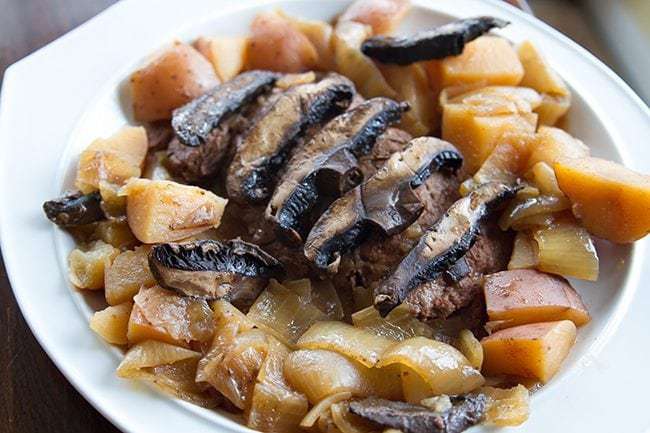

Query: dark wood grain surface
<box><xmin>0</xmin><ymin>1</ymin><xmax>537</xmax><ymax>433</ymax></box>
<box><xmin>0</xmin><ymin>2</ymin><xmax>120</xmax><ymax>432</ymax></box>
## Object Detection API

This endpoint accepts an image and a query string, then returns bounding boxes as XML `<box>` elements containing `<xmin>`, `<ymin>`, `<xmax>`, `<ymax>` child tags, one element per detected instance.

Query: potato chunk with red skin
<box><xmin>481</xmin><ymin>320</ymin><xmax>576</xmax><ymax>383</ymax></box>
<box><xmin>76</xmin><ymin>126</ymin><xmax>148</xmax><ymax>194</ymax></box>
<box><xmin>122</xmin><ymin>179</ymin><xmax>227</xmax><ymax>244</ymax></box>
<box><xmin>130</xmin><ymin>42</ymin><xmax>219</xmax><ymax>121</ymax></box>
<box><xmin>338</xmin><ymin>0</ymin><xmax>411</xmax><ymax>35</ymax></box>
<box><xmin>484</xmin><ymin>269</ymin><xmax>590</xmax><ymax>329</ymax></box>
<box><xmin>555</xmin><ymin>157</ymin><xmax>650</xmax><ymax>243</ymax></box>
<box><xmin>247</xmin><ymin>11</ymin><xmax>319</xmax><ymax>73</ymax></box>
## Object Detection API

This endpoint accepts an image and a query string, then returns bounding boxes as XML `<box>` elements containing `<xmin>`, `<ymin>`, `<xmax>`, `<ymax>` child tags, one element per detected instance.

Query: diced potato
<box><xmin>93</xmin><ymin>218</ymin><xmax>138</xmax><ymax>250</ymax></box>
<box><xmin>99</xmin><ymin>181</ymin><xmax>127</xmax><ymax>217</ymax></box>
<box><xmin>105</xmin><ymin>246</ymin><xmax>156</xmax><ymax>305</ymax></box>
<box><xmin>338</xmin><ymin>0</ymin><xmax>411</xmax><ymax>35</ymax></box>
<box><xmin>429</xmin><ymin>36</ymin><xmax>524</xmax><ymax>88</ymax></box>
<box><xmin>89</xmin><ymin>302</ymin><xmax>133</xmax><ymax>345</ymax></box>
<box><xmin>555</xmin><ymin>157</ymin><xmax>650</xmax><ymax>243</ymax></box>
<box><xmin>455</xmin><ymin>329</ymin><xmax>483</xmax><ymax>370</ymax></box>
<box><xmin>445</xmin><ymin>86</ymin><xmax>542</xmax><ymax>115</ymax></box>
<box><xmin>517</xmin><ymin>40</ymin><xmax>569</xmax><ymax>96</ymax></box>
<box><xmin>484</xmin><ymin>269</ymin><xmax>590</xmax><ymax>329</ymax></box>
<box><xmin>247</xmin><ymin>11</ymin><xmax>318</xmax><ymax>73</ymax></box>
<box><xmin>481</xmin><ymin>385</ymin><xmax>530</xmax><ymax>426</ymax></box>
<box><xmin>481</xmin><ymin>320</ymin><xmax>577</xmax><ymax>383</ymax></box>
<box><xmin>127</xmin><ymin>286</ymin><xmax>214</xmax><ymax>347</ymax></box>
<box><xmin>122</xmin><ymin>179</ymin><xmax>227</xmax><ymax>243</ymax></box>
<box><xmin>194</xmin><ymin>36</ymin><xmax>249</xmax><ymax>81</ymax></box>
<box><xmin>68</xmin><ymin>241</ymin><xmax>120</xmax><ymax>290</ymax></box>
<box><xmin>377</xmin><ymin>337</ymin><xmax>484</xmax><ymax>396</ymax></box>
<box><xmin>333</xmin><ymin>21</ymin><xmax>398</xmax><ymax>100</ymax></box>
<box><xmin>527</xmin><ymin>126</ymin><xmax>589</xmax><ymax>170</ymax></box>
<box><xmin>130</xmin><ymin>42</ymin><xmax>219</xmax><ymax>121</ymax></box>
<box><xmin>379</xmin><ymin>63</ymin><xmax>437</xmax><ymax>135</ymax></box>
<box><xmin>283</xmin><ymin>14</ymin><xmax>335</xmax><ymax>71</ymax></box>
<box><xmin>442</xmin><ymin>104</ymin><xmax>536</xmax><ymax>174</ymax></box>
<box><xmin>507</xmin><ymin>231</ymin><xmax>539</xmax><ymax>270</ymax></box>
<box><xmin>533</xmin><ymin>220</ymin><xmax>599</xmax><ymax>281</ymax></box>
<box><xmin>76</xmin><ymin>126</ymin><xmax>148</xmax><ymax>193</ymax></box>
<box><xmin>536</xmin><ymin>93</ymin><xmax>571</xmax><ymax>126</ymax></box>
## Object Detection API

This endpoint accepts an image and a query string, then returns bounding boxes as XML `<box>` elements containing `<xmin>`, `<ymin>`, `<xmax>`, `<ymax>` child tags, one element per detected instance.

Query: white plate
<box><xmin>1</xmin><ymin>0</ymin><xmax>649</xmax><ymax>432</ymax></box>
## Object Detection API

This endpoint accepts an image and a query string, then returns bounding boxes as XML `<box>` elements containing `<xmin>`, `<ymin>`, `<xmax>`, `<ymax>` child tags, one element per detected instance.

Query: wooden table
<box><xmin>0</xmin><ymin>1</ymin><xmax>531</xmax><ymax>432</ymax></box>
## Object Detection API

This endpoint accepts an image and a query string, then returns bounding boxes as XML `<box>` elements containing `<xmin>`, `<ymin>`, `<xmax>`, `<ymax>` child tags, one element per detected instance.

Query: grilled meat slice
<box><xmin>267</xmin><ymin>98</ymin><xmax>408</xmax><ymax>244</ymax></box>
<box><xmin>361</xmin><ymin>16</ymin><xmax>509</xmax><ymax>65</ymax></box>
<box><xmin>226</xmin><ymin>73</ymin><xmax>355</xmax><ymax>205</ymax></box>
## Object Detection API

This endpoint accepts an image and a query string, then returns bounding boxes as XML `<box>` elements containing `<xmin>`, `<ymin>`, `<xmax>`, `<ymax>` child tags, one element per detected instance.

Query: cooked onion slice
<box><xmin>300</xmin><ymin>392</ymin><xmax>353</xmax><ymax>428</ymax></box>
<box><xmin>351</xmin><ymin>305</ymin><xmax>434</xmax><ymax>341</ymax></box>
<box><xmin>247</xmin><ymin>280</ymin><xmax>327</xmax><ymax>346</ymax></box>
<box><xmin>533</xmin><ymin>221</ymin><xmax>599</xmax><ymax>281</ymax></box>
<box><xmin>480</xmin><ymin>385</ymin><xmax>530</xmax><ymax>427</ymax></box>
<box><xmin>376</xmin><ymin>337</ymin><xmax>484</xmax><ymax>396</ymax></box>
<box><xmin>498</xmin><ymin>194</ymin><xmax>570</xmax><ymax>231</ymax></box>
<box><xmin>297</xmin><ymin>321</ymin><xmax>396</xmax><ymax>367</ymax></box>
<box><xmin>507</xmin><ymin>231</ymin><xmax>539</xmax><ymax>270</ymax></box>
<box><xmin>331</xmin><ymin>401</ymin><xmax>377</xmax><ymax>433</ymax></box>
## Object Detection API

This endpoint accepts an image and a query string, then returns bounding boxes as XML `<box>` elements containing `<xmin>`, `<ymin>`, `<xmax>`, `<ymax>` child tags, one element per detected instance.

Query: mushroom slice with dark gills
<box><xmin>374</xmin><ymin>182</ymin><xmax>518</xmax><ymax>316</ymax></box>
<box><xmin>166</xmin><ymin>70</ymin><xmax>279</xmax><ymax>182</ymax></box>
<box><xmin>226</xmin><ymin>73</ymin><xmax>355</xmax><ymax>205</ymax></box>
<box><xmin>361</xmin><ymin>16</ymin><xmax>509</xmax><ymax>65</ymax></box>
<box><xmin>266</xmin><ymin>97</ymin><xmax>409</xmax><ymax>244</ymax></box>
<box><xmin>349</xmin><ymin>395</ymin><xmax>487</xmax><ymax>433</ymax></box>
<box><xmin>148</xmin><ymin>239</ymin><xmax>284</xmax><ymax>309</ymax></box>
<box><xmin>43</xmin><ymin>191</ymin><xmax>106</xmax><ymax>227</ymax></box>
<box><xmin>305</xmin><ymin>137</ymin><xmax>462</xmax><ymax>272</ymax></box>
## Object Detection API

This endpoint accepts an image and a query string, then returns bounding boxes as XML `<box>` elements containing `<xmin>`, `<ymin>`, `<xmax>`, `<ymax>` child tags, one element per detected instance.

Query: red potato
<box><xmin>130</xmin><ymin>42</ymin><xmax>219</xmax><ymax>121</ymax></box>
<box><xmin>247</xmin><ymin>11</ymin><xmax>319</xmax><ymax>73</ymax></box>
<box><xmin>481</xmin><ymin>320</ymin><xmax>577</xmax><ymax>383</ymax></box>
<box><xmin>484</xmin><ymin>269</ymin><xmax>590</xmax><ymax>330</ymax></box>
<box><xmin>338</xmin><ymin>0</ymin><xmax>411</xmax><ymax>35</ymax></box>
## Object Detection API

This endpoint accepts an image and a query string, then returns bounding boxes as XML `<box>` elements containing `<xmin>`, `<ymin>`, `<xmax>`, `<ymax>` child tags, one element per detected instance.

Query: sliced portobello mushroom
<box><xmin>166</xmin><ymin>70</ymin><xmax>278</xmax><ymax>182</ymax></box>
<box><xmin>374</xmin><ymin>182</ymin><xmax>517</xmax><ymax>316</ymax></box>
<box><xmin>43</xmin><ymin>191</ymin><xmax>106</xmax><ymax>227</ymax></box>
<box><xmin>266</xmin><ymin>97</ymin><xmax>409</xmax><ymax>244</ymax></box>
<box><xmin>226</xmin><ymin>73</ymin><xmax>355</xmax><ymax>205</ymax></box>
<box><xmin>304</xmin><ymin>137</ymin><xmax>462</xmax><ymax>272</ymax></box>
<box><xmin>148</xmin><ymin>239</ymin><xmax>284</xmax><ymax>308</ymax></box>
<box><xmin>361</xmin><ymin>16</ymin><xmax>509</xmax><ymax>65</ymax></box>
<box><xmin>349</xmin><ymin>395</ymin><xmax>487</xmax><ymax>433</ymax></box>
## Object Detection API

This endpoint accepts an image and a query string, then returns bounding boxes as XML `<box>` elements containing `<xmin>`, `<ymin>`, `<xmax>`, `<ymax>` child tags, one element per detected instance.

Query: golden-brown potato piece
<box><xmin>76</xmin><ymin>126</ymin><xmax>148</xmax><ymax>193</ymax></box>
<box><xmin>104</xmin><ymin>246</ymin><xmax>156</xmax><ymax>305</ymax></box>
<box><xmin>442</xmin><ymin>105</ymin><xmax>536</xmax><ymax>174</ymax></box>
<box><xmin>68</xmin><ymin>241</ymin><xmax>120</xmax><ymax>290</ymax></box>
<box><xmin>130</xmin><ymin>42</ymin><xmax>219</xmax><ymax>121</ymax></box>
<box><xmin>481</xmin><ymin>320</ymin><xmax>576</xmax><ymax>383</ymax></box>
<box><xmin>338</xmin><ymin>0</ymin><xmax>411</xmax><ymax>35</ymax></box>
<box><xmin>427</xmin><ymin>36</ymin><xmax>524</xmax><ymax>88</ymax></box>
<box><xmin>484</xmin><ymin>269</ymin><xmax>590</xmax><ymax>329</ymax></box>
<box><xmin>90</xmin><ymin>302</ymin><xmax>133</xmax><ymax>345</ymax></box>
<box><xmin>247</xmin><ymin>11</ymin><xmax>319</xmax><ymax>73</ymax></box>
<box><xmin>517</xmin><ymin>40</ymin><xmax>569</xmax><ymax>96</ymax></box>
<box><xmin>535</xmin><ymin>93</ymin><xmax>571</xmax><ymax>126</ymax></box>
<box><xmin>194</xmin><ymin>36</ymin><xmax>249</xmax><ymax>81</ymax></box>
<box><xmin>122</xmin><ymin>178</ymin><xmax>227</xmax><ymax>243</ymax></box>
<box><xmin>555</xmin><ymin>157</ymin><xmax>650</xmax><ymax>243</ymax></box>
<box><xmin>527</xmin><ymin>126</ymin><xmax>588</xmax><ymax>170</ymax></box>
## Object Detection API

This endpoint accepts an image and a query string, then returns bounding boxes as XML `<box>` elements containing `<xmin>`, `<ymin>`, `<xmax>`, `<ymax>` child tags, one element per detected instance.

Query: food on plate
<box><xmin>305</xmin><ymin>137</ymin><xmax>462</xmax><ymax>272</ymax></box>
<box><xmin>226</xmin><ymin>73</ymin><xmax>355</xmax><ymax>204</ymax></box>
<box><xmin>361</xmin><ymin>16</ymin><xmax>509</xmax><ymax>65</ymax></box>
<box><xmin>267</xmin><ymin>97</ymin><xmax>408</xmax><ymax>243</ymax></box>
<box><xmin>148</xmin><ymin>239</ymin><xmax>284</xmax><ymax>307</ymax></box>
<box><xmin>41</xmin><ymin>2</ymin><xmax>650</xmax><ymax>432</ymax></box>
<box><xmin>481</xmin><ymin>320</ymin><xmax>577</xmax><ymax>383</ymax></box>
<box><xmin>130</xmin><ymin>42</ymin><xmax>220</xmax><ymax>121</ymax></box>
